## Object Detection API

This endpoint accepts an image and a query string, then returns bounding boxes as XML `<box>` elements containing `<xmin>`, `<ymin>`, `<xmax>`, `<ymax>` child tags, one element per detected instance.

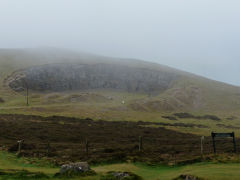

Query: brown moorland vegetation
<box><xmin>0</xmin><ymin>114</ymin><xmax>237</xmax><ymax>165</ymax></box>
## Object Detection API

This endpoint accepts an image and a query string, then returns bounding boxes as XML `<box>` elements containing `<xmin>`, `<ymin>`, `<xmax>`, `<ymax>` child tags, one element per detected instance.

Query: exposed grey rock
<box><xmin>173</xmin><ymin>174</ymin><xmax>204</xmax><ymax>180</ymax></box>
<box><xmin>112</xmin><ymin>172</ymin><xmax>130</xmax><ymax>179</ymax></box>
<box><xmin>60</xmin><ymin>162</ymin><xmax>90</xmax><ymax>174</ymax></box>
<box><xmin>8</xmin><ymin>63</ymin><xmax>179</xmax><ymax>94</ymax></box>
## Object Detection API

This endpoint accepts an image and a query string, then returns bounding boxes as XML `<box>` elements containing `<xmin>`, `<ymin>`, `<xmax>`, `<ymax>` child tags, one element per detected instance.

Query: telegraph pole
<box><xmin>24</xmin><ymin>79</ymin><xmax>29</xmax><ymax>106</ymax></box>
<box><xmin>26</xmin><ymin>85</ymin><xmax>29</xmax><ymax>106</ymax></box>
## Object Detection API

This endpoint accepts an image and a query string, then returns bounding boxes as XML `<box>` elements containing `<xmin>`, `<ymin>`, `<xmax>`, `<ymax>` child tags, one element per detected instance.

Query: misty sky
<box><xmin>0</xmin><ymin>0</ymin><xmax>240</xmax><ymax>86</ymax></box>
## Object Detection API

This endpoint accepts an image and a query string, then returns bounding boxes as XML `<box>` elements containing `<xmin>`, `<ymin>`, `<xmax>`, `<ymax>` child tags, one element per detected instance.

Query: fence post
<box><xmin>174</xmin><ymin>153</ymin><xmax>176</xmax><ymax>166</ymax></box>
<box><xmin>201</xmin><ymin>136</ymin><xmax>204</xmax><ymax>156</ymax></box>
<box><xmin>17</xmin><ymin>140</ymin><xmax>24</xmax><ymax>155</ymax></box>
<box><xmin>46</xmin><ymin>142</ymin><xmax>50</xmax><ymax>156</ymax></box>
<box><xmin>85</xmin><ymin>139</ymin><xmax>89</xmax><ymax>155</ymax></box>
<box><xmin>139</xmin><ymin>136</ymin><xmax>142</xmax><ymax>151</ymax></box>
<box><xmin>171</xmin><ymin>150</ymin><xmax>177</xmax><ymax>166</ymax></box>
<box><xmin>211</xmin><ymin>132</ymin><xmax>216</xmax><ymax>154</ymax></box>
<box><xmin>232</xmin><ymin>132</ymin><xmax>236</xmax><ymax>153</ymax></box>
<box><xmin>71</xmin><ymin>147</ymin><xmax>74</xmax><ymax>157</ymax></box>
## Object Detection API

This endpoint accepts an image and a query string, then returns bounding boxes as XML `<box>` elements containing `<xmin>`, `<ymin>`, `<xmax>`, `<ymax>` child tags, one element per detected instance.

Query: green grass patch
<box><xmin>1</xmin><ymin>151</ymin><xmax>240</xmax><ymax>179</ymax></box>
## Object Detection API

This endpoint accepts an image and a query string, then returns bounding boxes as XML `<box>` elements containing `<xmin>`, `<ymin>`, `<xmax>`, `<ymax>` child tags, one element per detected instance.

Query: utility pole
<box><xmin>24</xmin><ymin>80</ymin><xmax>29</xmax><ymax>106</ymax></box>
<box><xmin>26</xmin><ymin>85</ymin><xmax>29</xmax><ymax>106</ymax></box>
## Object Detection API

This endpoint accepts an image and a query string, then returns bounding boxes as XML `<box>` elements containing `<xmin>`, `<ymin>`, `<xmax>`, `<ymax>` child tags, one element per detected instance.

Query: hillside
<box><xmin>0</xmin><ymin>48</ymin><xmax>240</xmax><ymax>134</ymax></box>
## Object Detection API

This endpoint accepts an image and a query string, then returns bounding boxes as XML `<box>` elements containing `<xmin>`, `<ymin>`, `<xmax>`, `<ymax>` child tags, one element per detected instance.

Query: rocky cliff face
<box><xmin>7</xmin><ymin>63</ymin><xmax>179</xmax><ymax>93</ymax></box>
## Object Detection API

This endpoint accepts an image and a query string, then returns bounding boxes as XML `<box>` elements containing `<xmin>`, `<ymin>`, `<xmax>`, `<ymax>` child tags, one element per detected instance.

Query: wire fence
<box><xmin>5</xmin><ymin>135</ymin><xmax>239</xmax><ymax>163</ymax></box>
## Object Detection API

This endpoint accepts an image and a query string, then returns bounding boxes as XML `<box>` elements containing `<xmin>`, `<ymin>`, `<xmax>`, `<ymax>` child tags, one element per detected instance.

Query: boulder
<box><xmin>173</xmin><ymin>174</ymin><xmax>205</xmax><ymax>180</ymax></box>
<box><xmin>112</xmin><ymin>172</ymin><xmax>130</xmax><ymax>179</ymax></box>
<box><xmin>60</xmin><ymin>162</ymin><xmax>90</xmax><ymax>174</ymax></box>
<box><xmin>101</xmin><ymin>171</ymin><xmax>142</xmax><ymax>180</ymax></box>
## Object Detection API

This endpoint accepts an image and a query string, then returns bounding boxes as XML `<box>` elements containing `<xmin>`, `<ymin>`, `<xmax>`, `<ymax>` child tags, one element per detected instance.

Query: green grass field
<box><xmin>94</xmin><ymin>162</ymin><xmax>240</xmax><ymax>180</ymax></box>
<box><xmin>1</xmin><ymin>151</ymin><xmax>240</xmax><ymax>180</ymax></box>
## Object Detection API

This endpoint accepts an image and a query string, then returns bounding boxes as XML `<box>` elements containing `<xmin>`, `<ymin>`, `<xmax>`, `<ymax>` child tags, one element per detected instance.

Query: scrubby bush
<box><xmin>173</xmin><ymin>174</ymin><xmax>205</xmax><ymax>180</ymax></box>
<box><xmin>54</xmin><ymin>169</ymin><xmax>96</xmax><ymax>178</ymax></box>
<box><xmin>100</xmin><ymin>171</ymin><xmax>142</xmax><ymax>180</ymax></box>
<box><xmin>0</xmin><ymin>170</ymin><xmax>49</xmax><ymax>179</ymax></box>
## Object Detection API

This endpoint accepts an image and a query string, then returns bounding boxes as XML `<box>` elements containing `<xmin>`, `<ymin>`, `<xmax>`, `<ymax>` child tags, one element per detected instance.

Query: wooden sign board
<box><xmin>211</xmin><ymin>132</ymin><xmax>236</xmax><ymax>153</ymax></box>
<box><xmin>212</xmin><ymin>133</ymin><xmax>233</xmax><ymax>138</ymax></box>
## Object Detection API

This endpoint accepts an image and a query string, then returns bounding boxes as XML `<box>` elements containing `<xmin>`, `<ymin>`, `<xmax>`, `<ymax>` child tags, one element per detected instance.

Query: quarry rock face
<box><xmin>8</xmin><ymin>63</ymin><xmax>179</xmax><ymax>93</ymax></box>
<box><xmin>60</xmin><ymin>162</ymin><xmax>90</xmax><ymax>174</ymax></box>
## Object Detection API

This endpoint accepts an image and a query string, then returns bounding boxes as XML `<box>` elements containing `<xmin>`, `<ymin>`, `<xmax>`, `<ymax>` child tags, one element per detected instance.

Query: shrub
<box><xmin>100</xmin><ymin>171</ymin><xmax>142</xmax><ymax>180</ymax></box>
<box><xmin>2</xmin><ymin>170</ymin><xmax>49</xmax><ymax>179</ymax></box>
<box><xmin>54</xmin><ymin>169</ymin><xmax>96</xmax><ymax>178</ymax></box>
<box><xmin>173</xmin><ymin>174</ymin><xmax>205</xmax><ymax>180</ymax></box>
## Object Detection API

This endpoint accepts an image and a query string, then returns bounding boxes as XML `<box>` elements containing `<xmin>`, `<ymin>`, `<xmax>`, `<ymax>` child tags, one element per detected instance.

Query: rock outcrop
<box><xmin>60</xmin><ymin>162</ymin><xmax>90</xmax><ymax>174</ymax></box>
<box><xmin>7</xmin><ymin>63</ymin><xmax>179</xmax><ymax>94</ymax></box>
<box><xmin>173</xmin><ymin>174</ymin><xmax>205</xmax><ymax>180</ymax></box>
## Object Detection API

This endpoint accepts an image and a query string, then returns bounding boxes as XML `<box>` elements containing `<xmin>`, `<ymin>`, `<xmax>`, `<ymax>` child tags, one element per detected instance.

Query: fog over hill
<box><xmin>0</xmin><ymin>48</ymin><xmax>240</xmax><ymax>114</ymax></box>
<box><xmin>1</xmin><ymin>1</ymin><xmax>240</xmax><ymax>86</ymax></box>
<box><xmin>0</xmin><ymin>48</ymin><xmax>232</xmax><ymax>94</ymax></box>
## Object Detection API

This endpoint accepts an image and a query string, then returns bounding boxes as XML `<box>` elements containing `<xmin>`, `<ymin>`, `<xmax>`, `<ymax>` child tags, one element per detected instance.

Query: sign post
<box><xmin>211</xmin><ymin>132</ymin><xmax>236</xmax><ymax>154</ymax></box>
<box><xmin>233</xmin><ymin>132</ymin><xmax>237</xmax><ymax>153</ymax></box>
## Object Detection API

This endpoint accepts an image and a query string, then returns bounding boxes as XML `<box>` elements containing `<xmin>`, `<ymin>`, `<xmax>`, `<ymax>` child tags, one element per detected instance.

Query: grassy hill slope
<box><xmin>0</xmin><ymin>48</ymin><xmax>240</xmax><ymax>135</ymax></box>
